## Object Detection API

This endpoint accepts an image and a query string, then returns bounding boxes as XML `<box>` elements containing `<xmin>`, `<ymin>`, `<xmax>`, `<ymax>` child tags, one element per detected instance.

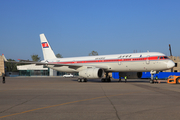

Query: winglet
<box><xmin>2</xmin><ymin>54</ymin><xmax>7</xmax><ymax>62</ymax></box>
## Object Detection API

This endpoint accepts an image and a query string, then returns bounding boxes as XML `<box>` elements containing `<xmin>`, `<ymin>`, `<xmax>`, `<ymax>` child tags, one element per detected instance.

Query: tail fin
<box><xmin>40</xmin><ymin>34</ymin><xmax>56</xmax><ymax>60</ymax></box>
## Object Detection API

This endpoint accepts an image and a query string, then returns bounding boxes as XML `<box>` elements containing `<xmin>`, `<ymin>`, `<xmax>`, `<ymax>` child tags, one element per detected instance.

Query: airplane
<box><xmin>4</xmin><ymin>34</ymin><xmax>175</xmax><ymax>83</ymax></box>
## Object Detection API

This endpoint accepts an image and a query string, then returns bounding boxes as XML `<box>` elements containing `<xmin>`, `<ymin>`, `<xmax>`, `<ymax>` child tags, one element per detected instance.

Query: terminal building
<box><xmin>17</xmin><ymin>64</ymin><xmax>49</xmax><ymax>76</ymax></box>
<box><xmin>16</xmin><ymin>64</ymin><xmax>69</xmax><ymax>77</ymax></box>
<box><xmin>0</xmin><ymin>56</ymin><xmax>5</xmax><ymax>76</ymax></box>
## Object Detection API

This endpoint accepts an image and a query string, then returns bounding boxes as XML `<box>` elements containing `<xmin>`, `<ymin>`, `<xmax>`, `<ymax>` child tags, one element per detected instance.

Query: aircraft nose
<box><xmin>167</xmin><ymin>60</ymin><xmax>175</xmax><ymax>69</ymax></box>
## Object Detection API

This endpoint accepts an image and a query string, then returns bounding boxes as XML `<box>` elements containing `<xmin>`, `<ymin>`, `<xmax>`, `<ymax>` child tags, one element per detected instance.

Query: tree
<box><xmin>31</xmin><ymin>54</ymin><xmax>40</xmax><ymax>61</ymax></box>
<box><xmin>56</xmin><ymin>53</ymin><xmax>63</xmax><ymax>58</ymax></box>
<box><xmin>89</xmin><ymin>51</ymin><xmax>98</xmax><ymax>56</ymax></box>
<box><xmin>5</xmin><ymin>59</ymin><xmax>18</xmax><ymax>72</ymax></box>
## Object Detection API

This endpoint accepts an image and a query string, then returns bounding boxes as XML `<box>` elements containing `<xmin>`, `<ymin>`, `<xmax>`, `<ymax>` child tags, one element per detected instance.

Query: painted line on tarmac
<box><xmin>0</xmin><ymin>92</ymin><xmax>139</xmax><ymax>119</ymax></box>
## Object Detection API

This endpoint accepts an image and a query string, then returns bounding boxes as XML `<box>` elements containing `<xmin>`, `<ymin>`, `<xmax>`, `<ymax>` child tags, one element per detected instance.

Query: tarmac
<box><xmin>0</xmin><ymin>77</ymin><xmax>180</xmax><ymax>120</ymax></box>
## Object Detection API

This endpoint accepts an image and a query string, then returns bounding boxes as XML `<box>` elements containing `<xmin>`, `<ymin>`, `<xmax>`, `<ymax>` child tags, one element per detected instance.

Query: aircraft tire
<box><xmin>78</xmin><ymin>78</ymin><xmax>81</xmax><ymax>82</ymax></box>
<box><xmin>101</xmin><ymin>79</ymin><xmax>105</xmax><ymax>82</ymax></box>
<box><xmin>81</xmin><ymin>79</ymin><xmax>85</xmax><ymax>82</ymax></box>
<box><xmin>83</xmin><ymin>78</ymin><xmax>87</xmax><ymax>82</ymax></box>
<box><xmin>150</xmin><ymin>80</ymin><xmax>154</xmax><ymax>84</ymax></box>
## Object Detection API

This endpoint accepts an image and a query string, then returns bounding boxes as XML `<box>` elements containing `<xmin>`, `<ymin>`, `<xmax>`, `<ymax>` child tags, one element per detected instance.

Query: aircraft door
<box><xmin>146</xmin><ymin>55</ymin><xmax>150</xmax><ymax>64</ymax></box>
<box><xmin>118</xmin><ymin>58</ymin><xmax>121</xmax><ymax>65</ymax></box>
<box><xmin>73</xmin><ymin>60</ymin><xmax>77</xmax><ymax>64</ymax></box>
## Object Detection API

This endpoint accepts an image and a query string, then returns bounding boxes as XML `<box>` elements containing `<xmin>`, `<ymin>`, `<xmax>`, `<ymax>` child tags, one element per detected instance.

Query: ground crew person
<box><xmin>2</xmin><ymin>74</ymin><xmax>5</xmax><ymax>84</ymax></box>
<box><xmin>155</xmin><ymin>75</ymin><xmax>158</xmax><ymax>83</ymax></box>
<box><xmin>125</xmin><ymin>76</ymin><xmax>127</xmax><ymax>83</ymax></box>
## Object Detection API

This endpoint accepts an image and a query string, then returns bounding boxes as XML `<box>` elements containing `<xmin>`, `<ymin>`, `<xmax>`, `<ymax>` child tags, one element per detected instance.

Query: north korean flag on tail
<box><xmin>42</xmin><ymin>42</ymin><xmax>49</xmax><ymax>48</ymax></box>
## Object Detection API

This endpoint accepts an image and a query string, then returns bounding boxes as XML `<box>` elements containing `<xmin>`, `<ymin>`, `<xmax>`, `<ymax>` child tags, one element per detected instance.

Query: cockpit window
<box><xmin>164</xmin><ymin>56</ymin><xmax>169</xmax><ymax>59</ymax></box>
<box><xmin>159</xmin><ymin>56</ymin><xmax>169</xmax><ymax>59</ymax></box>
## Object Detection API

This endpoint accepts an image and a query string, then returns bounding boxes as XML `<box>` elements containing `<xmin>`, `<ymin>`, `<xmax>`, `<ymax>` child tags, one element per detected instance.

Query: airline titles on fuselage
<box><xmin>118</xmin><ymin>55</ymin><xmax>132</xmax><ymax>58</ymax></box>
<box><xmin>95</xmin><ymin>57</ymin><xmax>105</xmax><ymax>60</ymax></box>
<box><xmin>94</xmin><ymin>54</ymin><xmax>142</xmax><ymax>60</ymax></box>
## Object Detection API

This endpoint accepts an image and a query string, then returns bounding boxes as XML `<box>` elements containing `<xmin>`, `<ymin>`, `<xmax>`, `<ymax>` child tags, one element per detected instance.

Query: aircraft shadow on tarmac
<box><xmin>71</xmin><ymin>79</ymin><xmax>164</xmax><ymax>83</ymax></box>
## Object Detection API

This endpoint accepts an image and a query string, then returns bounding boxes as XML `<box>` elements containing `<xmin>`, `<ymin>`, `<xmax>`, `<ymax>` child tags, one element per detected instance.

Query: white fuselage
<box><xmin>44</xmin><ymin>52</ymin><xmax>174</xmax><ymax>73</ymax></box>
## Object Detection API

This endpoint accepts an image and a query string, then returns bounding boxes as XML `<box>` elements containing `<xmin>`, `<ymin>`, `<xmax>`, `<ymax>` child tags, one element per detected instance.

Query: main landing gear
<box><xmin>101</xmin><ymin>72</ymin><xmax>111</xmax><ymax>82</ymax></box>
<box><xmin>78</xmin><ymin>78</ymin><xmax>87</xmax><ymax>82</ymax></box>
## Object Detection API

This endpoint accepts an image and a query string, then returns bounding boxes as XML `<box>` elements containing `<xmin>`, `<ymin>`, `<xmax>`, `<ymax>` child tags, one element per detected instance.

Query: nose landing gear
<box><xmin>150</xmin><ymin>70</ymin><xmax>159</xmax><ymax>84</ymax></box>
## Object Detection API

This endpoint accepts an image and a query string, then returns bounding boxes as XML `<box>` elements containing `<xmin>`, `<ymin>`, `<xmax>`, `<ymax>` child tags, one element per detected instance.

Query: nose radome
<box><xmin>167</xmin><ymin>60</ymin><xmax>175</xmax><ymax>69</ymax></box>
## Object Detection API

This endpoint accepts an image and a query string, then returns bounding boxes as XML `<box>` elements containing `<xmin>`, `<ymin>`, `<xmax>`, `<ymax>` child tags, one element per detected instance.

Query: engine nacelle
<box><xmin>119</xmin><ymin>72</ymin><xmax>142</xmax><ymax>79</ymax></box>
<box><xmin>79</xmin><ymin>68</ymin><xmax>104</xmax><ymax>79</ymax></box>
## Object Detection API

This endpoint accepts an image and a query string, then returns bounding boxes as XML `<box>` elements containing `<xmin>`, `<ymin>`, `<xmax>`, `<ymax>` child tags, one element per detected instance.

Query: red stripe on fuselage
<box><xmin>49</xmin><ymin>56</ymin><xmax>168</xmax><ymax>65</ymax></box>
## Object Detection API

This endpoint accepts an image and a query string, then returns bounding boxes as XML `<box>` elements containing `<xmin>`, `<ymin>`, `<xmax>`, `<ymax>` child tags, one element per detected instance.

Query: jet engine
<box><xmin>79</xmin><ymin>68</ymin><xmax>104</xmax><ymax>79</ymax></box>
<box><xmin>119</xmin><ymin>72</ymin><xmax>142</xmax><ymax>79</ymax></box>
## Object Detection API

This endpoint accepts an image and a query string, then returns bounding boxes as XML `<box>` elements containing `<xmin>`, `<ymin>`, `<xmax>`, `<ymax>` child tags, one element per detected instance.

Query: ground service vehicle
<box><xmin>63</xmin><ymin>74</ymin><xmax>74</xmax><ymax>78</ymax></box>
<box><xmin>167</xmin><ymin>75</ymin><xmax>180</xmax><ymax>84</ymax></box>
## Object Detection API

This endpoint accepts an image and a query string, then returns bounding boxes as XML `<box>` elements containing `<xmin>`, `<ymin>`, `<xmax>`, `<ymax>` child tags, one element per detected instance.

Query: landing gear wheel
<box><xmin>78</xmin><ymin>78</ymin><xmax>81</xmax><ymax>82</ymax></box>
<box><xmin>150</xmin><ymin>80</ymin><xmax>154</xmax><ymax>84</ymax></box>
<box><xmin>84</xmin><ymin>79</ymin><xmax>87</xmax><ymax>82</ymax></box>
<box><xmin>81</xmin><ymin>79</ymin><xmax>85</xmax><ymax>82</ymax></box>
<box><xmin>101</xmin><ymin>79</ymin><xmax>105</xmax><ymax>82</ymax></box>
<box><xmin>176</xmin><ymin>77</ymin><xmax>180</xmax><ymax>84</ymax></box>
<box><xmin>107</xmin><ymin>78</ymin><xmax>111</xmax><ymax>82</ymax></box>
<box><xmin>78</xmin><ymin>78</ymin><xmax>87</xmax><ymax>82</ymax></box>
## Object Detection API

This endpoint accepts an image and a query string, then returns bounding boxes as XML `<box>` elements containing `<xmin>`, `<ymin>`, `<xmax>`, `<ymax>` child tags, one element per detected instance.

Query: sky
<box><xmin>0</xmin><ymin>0</ymin><xmax>180</xmax><ymax>60</ymax></box>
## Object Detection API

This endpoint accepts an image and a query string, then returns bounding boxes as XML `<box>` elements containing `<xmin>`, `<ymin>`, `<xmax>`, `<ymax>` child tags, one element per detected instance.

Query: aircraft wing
<box><xmin>5</xmin><ymin>61</ymin><xmax>109</xmax><ymax>70</ymax></box>
<box><xmin>5</xmin><ymin>60</ymin><xmax>79</xmax><ymax>66</ymax></box>
<box><xmin>3</xmin><ymin>54</ymin><xmax>108</xmax><ymax>70</ymax></box>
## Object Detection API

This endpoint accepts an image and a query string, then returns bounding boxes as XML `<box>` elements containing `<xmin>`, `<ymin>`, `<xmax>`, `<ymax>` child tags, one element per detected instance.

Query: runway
<box><xmin>0</xmin><ymin>77</ymin><xmax>180</xmax><ymax>120</ymax></box>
